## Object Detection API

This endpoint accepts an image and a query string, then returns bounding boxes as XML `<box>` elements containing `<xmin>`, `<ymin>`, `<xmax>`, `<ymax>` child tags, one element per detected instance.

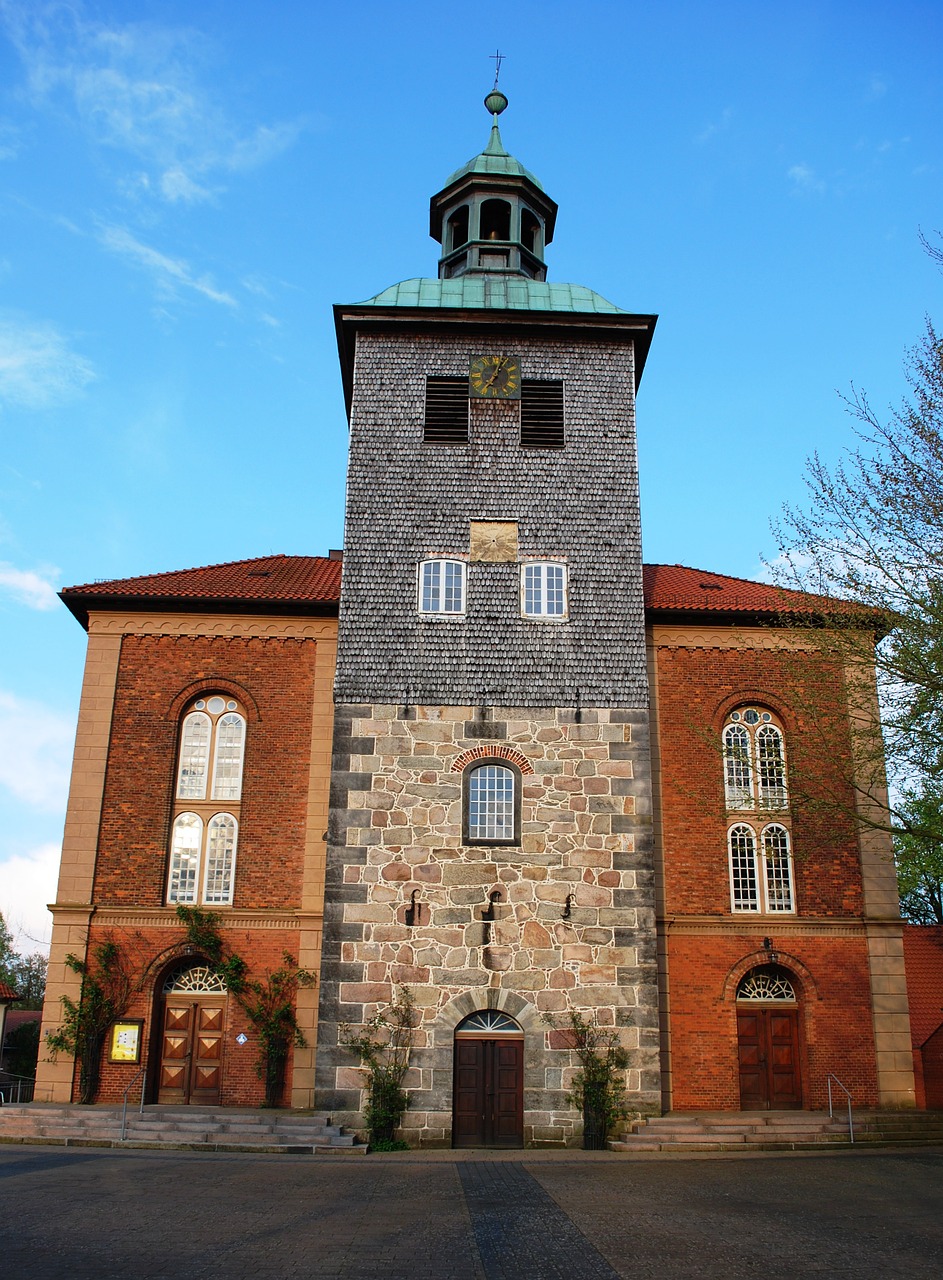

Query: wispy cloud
<box><xmin>0</xmin><ymin>562</ymin><xmax>59</xmax><ymax>610</ymax></box>
<box><xmin>0</xmin><ymin>841</ymin><xmax>59</xmax><ymax>951</ymax></box>
<box><xmin>0</xmin><ymin>689</ymin><xmax>74</xmax><ymax>811</ymax></box>
<box><xmin>787</xmin><ymin>163</ymin><xmax>825</xmax><ymax>195</ymax></box>
<box><xmin>98</xmin><ymin>225</ymin><xmax>237</xmax><ymax>306</ymax></box>
<box><xmin>1</xmin><ymin>1</ymin><xmax>304</xmax><ymax>203</ymax></box>
<box><xmin>695</xmin><ymin>107</ymin><xmax>733</xmax><ymax>145</ymax></box>
<box><xmin>0</xmin><ymin>315</ymin><xmax>95</xmax><ymax>408</ymax></box>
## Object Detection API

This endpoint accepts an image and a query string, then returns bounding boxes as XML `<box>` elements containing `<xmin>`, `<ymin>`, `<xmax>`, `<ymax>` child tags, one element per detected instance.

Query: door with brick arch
<box><xmin>156</xmin><ymin>962</ymin><xmax>228</xmax><ymax>1105</ymax></box>
<box><xmin>453</xmin><ymin>1010</ymin><xmax>524</xmax><ymax>1148</ymax></box>
<box><xmin>736</xmin><ymin>966</ymin><xmax>803</xmax><ymax>1110</ymax></box>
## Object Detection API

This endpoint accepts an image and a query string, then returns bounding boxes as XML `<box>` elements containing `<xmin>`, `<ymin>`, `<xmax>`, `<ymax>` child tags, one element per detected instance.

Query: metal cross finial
<box><xmin>490</xmin><ymin>49</ymin><xmax>505</xmax><ymax>89</ymax></box>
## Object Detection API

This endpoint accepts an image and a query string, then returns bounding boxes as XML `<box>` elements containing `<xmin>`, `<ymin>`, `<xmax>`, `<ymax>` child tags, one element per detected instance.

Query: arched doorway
<box><xmin>453</xmin><ymin>1010</ymin><xmax>524</xmax><ymax>1148</ymax></box>
<box><xmin>736</xmin><ymin>964</ymin><xmax>802</xmax><ymax>1109</ymax></box>
<box><xmin>155</xmin><ymin>961</ymin><xmax>228</xmax><ymax>1105</ymax></box>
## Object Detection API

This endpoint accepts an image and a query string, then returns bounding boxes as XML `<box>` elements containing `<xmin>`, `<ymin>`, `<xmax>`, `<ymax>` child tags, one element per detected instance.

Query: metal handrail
<box><xmin>119</xmin><ymin>1066</ymin><xmax>147</xmax><ymax>1141</ymax></box>
<box><xmin>826</xmin><ymin>1073</ymin><xmax>854</xmax><ymax>1144</ymax></box>
<box><xmin>0</xmin><ymin>1071</ymin><xmax>36</xmax><ymax>1104</ymax></box>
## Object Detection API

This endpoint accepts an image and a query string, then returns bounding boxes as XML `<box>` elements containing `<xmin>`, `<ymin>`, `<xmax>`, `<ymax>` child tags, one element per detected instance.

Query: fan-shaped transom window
<box><xmin>736</xmin><ymin>966</ymin><xmax>797</xmax><ymax>1002</ymax></box>
<box><xmin>455</xmin><ymin>1009</ymin><xmax>523</xmax><ymax>1036</ymax></box>
<box><xmin>162</xmin><ymin>963</ymin><xmax>228</xmax><ymax>995</ymax></box>
<box><xmin>465</xmin><ymin>762</ymin><xmax>519</xmax><ymax>845</ymax></box>
<box><xmin>723</xmin><ymin>708</ymin><xmax>787</xmax><ymax>810</ymax></box>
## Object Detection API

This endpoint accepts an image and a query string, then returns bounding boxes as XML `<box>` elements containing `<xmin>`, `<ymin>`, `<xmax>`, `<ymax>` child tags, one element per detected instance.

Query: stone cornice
<box><xmin>658</xmin><ymin>914</ymin><xmax>872</xmax><ymax>937</ymax></box>
<box><xmin>50</xmin><ymin>904</ymin><xmax>321</xmax><ymax>931</ymax></box>
<box><xmin>648</xmin><ymin>625</ymin><xmax>816</xmax><ymax>652</ymax></box>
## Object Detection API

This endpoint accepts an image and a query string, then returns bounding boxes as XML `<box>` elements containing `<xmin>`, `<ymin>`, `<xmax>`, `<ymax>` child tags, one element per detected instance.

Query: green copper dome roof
<box><xmin>444</xmin><ymin>122</ymin><xmax>545</xmax><ymax>191</ymax></box>
<box><xmin>356</xmin><ymin>277</ymin><xmax>626</xmax><ymax>314</ymax></box>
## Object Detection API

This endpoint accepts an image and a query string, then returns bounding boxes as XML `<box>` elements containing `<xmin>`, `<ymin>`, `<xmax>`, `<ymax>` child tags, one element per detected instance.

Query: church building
<box><xmin>35</xmin><ymin>89</ymin><xmax>916</xmax><ymax>1143</ymax></box>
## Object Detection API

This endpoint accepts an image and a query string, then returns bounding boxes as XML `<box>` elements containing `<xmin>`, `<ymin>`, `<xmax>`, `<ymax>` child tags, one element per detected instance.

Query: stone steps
<box><xmin>610</xmin><ymin>1110</ymin><xmax>943</xmax><ymax>1153</ymax></box>
<box><xmin>0</xmin><ymin>1104</ymin><xmax>367</xmax><ymax>1155</ymax></box>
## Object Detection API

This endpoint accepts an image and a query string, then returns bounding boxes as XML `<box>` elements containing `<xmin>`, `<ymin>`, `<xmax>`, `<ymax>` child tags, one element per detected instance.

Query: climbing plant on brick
<box><xmin>45</xmin><ymin>937</ymin><xmax>134</xmax><ymax>1104</ymax></box>
<box><xmin>175</xmin><ymin>906</ymin><xmax>316</xmax><ymax>1106</ymax></box>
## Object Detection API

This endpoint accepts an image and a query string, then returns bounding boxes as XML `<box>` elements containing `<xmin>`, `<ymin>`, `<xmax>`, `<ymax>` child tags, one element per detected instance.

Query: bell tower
<box><xmin>318</xmin><ymin>87</ymin><xmax>661</xmax><ymax>1147</ymax></box>
<box><xmin>430</xmin><ymin>89</ymin><xmax>557</xmax><ymax>281</ymax></box>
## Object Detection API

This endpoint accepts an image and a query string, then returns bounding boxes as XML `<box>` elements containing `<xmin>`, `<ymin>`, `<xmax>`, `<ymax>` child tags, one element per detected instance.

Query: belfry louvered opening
<box><xmin>520</xmin><ymin>380</ymin><xmax>565</xmax><ymax>448</ymax></box>
<box><xmin>424</xmin><ymin>376</ymin><xmax>468</xmax><ymax>444</ymax></box>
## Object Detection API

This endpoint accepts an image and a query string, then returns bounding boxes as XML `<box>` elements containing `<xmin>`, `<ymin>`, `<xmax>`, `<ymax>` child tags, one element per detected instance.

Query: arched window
<box><xmin>465</xmin><ymin>761</ymin><xmax>519</xmax><ymax>845</ymax></box>
<box><xmin>447</xmin><ymin>206</ymin><xmax>469</xmax><ymax>251</ymax></box>
<box><xmin>728</xmin><ymin>822</ymin><xmax>795</xmax><ymax>914</ymax></box>
<box><xmin>167</xmin><ymin>696</ymin><xmax>245</xmax><ymax>906</ymax></box>
<box><xmin>480</xmin><ymin>198</ymin><xmax>511</xmax><ymax>241</ymax></box>
<box><xmin>521</xmin><ymin>208</ymin><xmax>541</xmax><ymax>255</ymax></box>
<box><xmin>723</xmin><ymin>708</ymin><xmax>787</xmax><ymax>810</ymax></box>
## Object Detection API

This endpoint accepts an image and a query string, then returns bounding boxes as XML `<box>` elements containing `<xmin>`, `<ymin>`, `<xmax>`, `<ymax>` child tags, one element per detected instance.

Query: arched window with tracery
<box><xmin>723</xmin><ymin>708</ymin><xmax>787</xmax><ymax>810</ymax></box>
<box><xmin>167</xmin><ymin>695</ymin><xmax>245</xmax><ymax>906</ymax></box>
<box><xmin>723</xmin><ymin>706</ymin><xmax>795</xmax><ymax>913</ymax></box>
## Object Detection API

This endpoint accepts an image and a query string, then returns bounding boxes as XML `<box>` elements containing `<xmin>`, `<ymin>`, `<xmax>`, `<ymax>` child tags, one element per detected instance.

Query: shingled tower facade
<box><xmin>316</xmin><ymin>90</ymin><xmax>662</xmax><ymax>1145</ymax></box>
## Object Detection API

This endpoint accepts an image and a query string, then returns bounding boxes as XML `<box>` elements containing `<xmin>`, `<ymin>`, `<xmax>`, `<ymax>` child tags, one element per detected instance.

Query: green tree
<box><xmin>45</xmin><ymin>938</ymin><xmax>133</xmax><ymax>1104</ymax></box>
<box><xmin>772</xmin><ymin>307</ymin><xmax>943</xmax><ymax>854</ymax></box>
<box><xmin>550</xmin><ymin>1010</ymin><xmax>631</xmax><ymax>1150</ymax></box>
<box><xmin>0</xmin><ymin>913</ymin><xmax>16</xmax><ymax>990</ymax></box>
<box><xmin>895</xmin><ymin>786</ymin><xmax>943</xmax><ymax>924</ymax></box>
<box><xmin>9</xmin><ymin>952</ymin><xmax>47</xmax><ymax>1010</ymax></box>
<box><xmin>340</xmin><ymin>987</ymin><xmax>416</xmax><ymax>1149</ymax></box>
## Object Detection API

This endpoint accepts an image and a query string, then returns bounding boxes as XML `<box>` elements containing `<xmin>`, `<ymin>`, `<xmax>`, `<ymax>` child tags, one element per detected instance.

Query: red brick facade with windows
<box><xmin>93</xmin><ymin>634</ymin><xmax>317</xmax><ymax>909</ymax></box>
<box><xmin>35</xmin><ymin>556</ymin><xmax>917</xmax><ymax>1118</ymax></box>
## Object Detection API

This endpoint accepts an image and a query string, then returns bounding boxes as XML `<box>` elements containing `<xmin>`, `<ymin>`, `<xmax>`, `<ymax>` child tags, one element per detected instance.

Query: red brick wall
<box><xmin>667</xmin><ymin>932</ymin><xmax>879</xmax><ymax>1110</ymax></box>
<box><xmin>655</xmin><ymin>643</ymin><xmax>864</xmax><ymax>918</ymax></box>
<box><xmin>85</xmin><ymin>924</ymin><xmax>303</xmax><ymax>1108</ymax></box>
<box><xmin>93</xmin><ymin>635</ymin><xmax>316</xmax><ymax>909</ymax></box>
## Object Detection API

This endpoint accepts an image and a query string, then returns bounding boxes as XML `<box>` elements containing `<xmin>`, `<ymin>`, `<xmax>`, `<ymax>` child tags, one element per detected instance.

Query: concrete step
<box><xmin>0</xmin><ymin>1104</ymin><xmax>365</xmax><ymax>1155</ymax></box>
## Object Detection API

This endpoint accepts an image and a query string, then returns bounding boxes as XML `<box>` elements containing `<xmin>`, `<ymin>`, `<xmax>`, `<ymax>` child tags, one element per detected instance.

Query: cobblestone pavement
<box><xmin>3</xmin><ymin>1145</ymin><xmax>943</xmax><ymax>1279</ymax></box>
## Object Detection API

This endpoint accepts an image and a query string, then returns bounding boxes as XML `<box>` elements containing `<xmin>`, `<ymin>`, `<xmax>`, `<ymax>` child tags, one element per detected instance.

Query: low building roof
<box><xmin>903</xmin><ymin>925</ymin><xmax>943</xmax><ymax>1048</ymax></box>
<box><xmin>61</xmin><ymin>555</ymin><xmax>835</xmax><ymax>630</ymax></box>
<box><xmin>60</xmin><ymin>553</ymin><xmax>343</xmax><ymax>628</ymax></box>
<box><xmin>0</xmin><ymin>980</ymin><xmax>20</xmax><ymax>1002</ymax></box>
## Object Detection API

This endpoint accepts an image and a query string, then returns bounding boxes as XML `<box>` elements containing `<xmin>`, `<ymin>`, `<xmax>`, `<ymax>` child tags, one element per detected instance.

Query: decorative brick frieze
<box><xmin>317</xmin><ymin>701</ymin><xmax>659</xmax><ymax>1146</ymax></box>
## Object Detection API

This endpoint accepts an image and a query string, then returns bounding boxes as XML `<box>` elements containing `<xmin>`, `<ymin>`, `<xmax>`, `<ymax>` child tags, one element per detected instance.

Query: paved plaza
<box><xmin>2</xmin><ymin>1145</ymin><xmax>943</xmax><ymax>1279</ymax></box>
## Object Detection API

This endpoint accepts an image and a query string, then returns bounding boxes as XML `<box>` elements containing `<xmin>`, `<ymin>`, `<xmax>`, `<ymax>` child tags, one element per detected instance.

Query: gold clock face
<box><xmin>469</xmin><ymin>354</ymin><xmax>522</xmax><ymax>399</ymax></box>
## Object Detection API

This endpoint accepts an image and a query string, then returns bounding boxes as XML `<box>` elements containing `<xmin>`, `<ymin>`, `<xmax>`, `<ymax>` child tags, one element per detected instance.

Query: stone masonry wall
<box><xmin>316</xmin><ymin>702</ymin><xmax>660</xmax><ymax>1147</ymax></box>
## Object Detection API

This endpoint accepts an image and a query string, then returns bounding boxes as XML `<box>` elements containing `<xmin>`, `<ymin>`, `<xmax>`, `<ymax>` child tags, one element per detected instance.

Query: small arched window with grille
<box><xmin>167</xmin><ymin>695</ymin><xmax>245</xmax><ymax>906</ymax></box>
<box><xmin>464</xmin><ymin>761</ymin><xmax>520</xmax><ymax>846</ymax></box>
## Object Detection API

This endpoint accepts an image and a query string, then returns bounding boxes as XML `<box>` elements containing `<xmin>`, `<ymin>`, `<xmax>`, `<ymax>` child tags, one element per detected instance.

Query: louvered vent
<box><xmin>424</xmin><ymin>377</ymin><xmax>468</xmax><ymax>444</ymax></box>
<box><xmin>521</xmin><ymin>380</ymin><xmax>565</xmax><ymax>449</ymax></box>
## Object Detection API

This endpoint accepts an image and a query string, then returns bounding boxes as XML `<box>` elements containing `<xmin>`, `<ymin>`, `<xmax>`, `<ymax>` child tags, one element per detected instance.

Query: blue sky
<box><xmin>0</xmin><ymin>0</ymin><xmax>940</xmax><ymax>951</ymax></box>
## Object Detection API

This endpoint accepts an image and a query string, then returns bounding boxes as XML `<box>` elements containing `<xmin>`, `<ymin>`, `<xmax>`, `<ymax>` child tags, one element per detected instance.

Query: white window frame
<box><xmin>520</xmin><ymin>561</ymin><xmax>568</xmax><ymax>620</ymax></box>
<box><xmin>728</xmin><ymin>821</ymin><xmax>795</xmax><ymax>914</ymax></box>
<box><xmin>465</xmin><ymin>762</ymin><xmax>518</xmax><ymax>845</ymax></box>
<box><xmin>167</xmin><ymin>811</ymin><xmax>238</xmax><ymax>907</ymax></box>
<box><xmin>723</xmin><ymin>710</ymin><xmax>788</xmax><ymax>811</ymax></box>
<box><xmin>168</xmin><ymin>695</ymin><xmax>245</xmax><ymax>907</ymax></box>
<box><xmin>418</xmin><ymin>558</ymin><xmax>466</xmax><ymax>615</ymax></box>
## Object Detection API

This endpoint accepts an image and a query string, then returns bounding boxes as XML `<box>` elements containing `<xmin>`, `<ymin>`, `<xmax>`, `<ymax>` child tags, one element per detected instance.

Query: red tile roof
<box><xmin>0</xmin><ymin>980</ymin><xmax>20</xmax><ymax>1002</ymax></box>
<box><xmin>61</xmin><ymin>554</ymin><xmax>342</xmax><ymax>626</ymax></box>
<box><xmin>903</xmin><ymin>925</ymin><xmax>943</xmax><ymax>1048</ymax></box>
<box><xmin>643</xmin><ymin>563</ymin><xmax>826</xmax><ymax>616</ymax></box>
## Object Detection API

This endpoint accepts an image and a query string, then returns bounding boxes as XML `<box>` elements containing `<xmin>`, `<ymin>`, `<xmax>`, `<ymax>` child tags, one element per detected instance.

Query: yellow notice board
<box><xmin>109</xmin><ymin>1020</ymin><xmax>143</xmax><ymax>1064</ymax></box>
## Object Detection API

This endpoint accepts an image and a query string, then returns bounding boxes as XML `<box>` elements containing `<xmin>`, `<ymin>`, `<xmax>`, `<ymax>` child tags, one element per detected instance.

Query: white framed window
<box><xmin>521</xmin><ymin>561</ymin><xmax>568</xmax><ymax>619</ymax></box>
<box><xmin>723</xmin><ymin>708</ymin><xmax>787</xmax><ymax>810</ymax></box>
<box><xmin>465</xmin><ymin>762</ymin><xmax>518</xmax><ymax>844</ymax></box>
<box><xmin>728</xmin><ymin>821</ymin><xmax>795</xmax><ymax>914</ymax></box>
<box><xmin>418</xmin><ymin>559</ymin><xmax>466</xmax><ymax>614</ymax></box>
<box><xmin>168</xmin><ymin>695</ymin><xmax>245</xmax><ymax>906</ymax></box>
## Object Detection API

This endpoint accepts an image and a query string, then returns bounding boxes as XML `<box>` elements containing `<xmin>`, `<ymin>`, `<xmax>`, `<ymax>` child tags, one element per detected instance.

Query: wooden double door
<box><xmin>737</xmin><ymin>1006</ymin><xmax>802</xmax><ymax>1109</ymax></box>
<box><xmin>157</xmin><ymin>998</ymin><xmax>225</xmax><ymax>1105</ymax></box>
<box><xmin>453</xmin><ymin>1038</ymin><xmax>524</xmax><ymax>1147</ymax></box>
